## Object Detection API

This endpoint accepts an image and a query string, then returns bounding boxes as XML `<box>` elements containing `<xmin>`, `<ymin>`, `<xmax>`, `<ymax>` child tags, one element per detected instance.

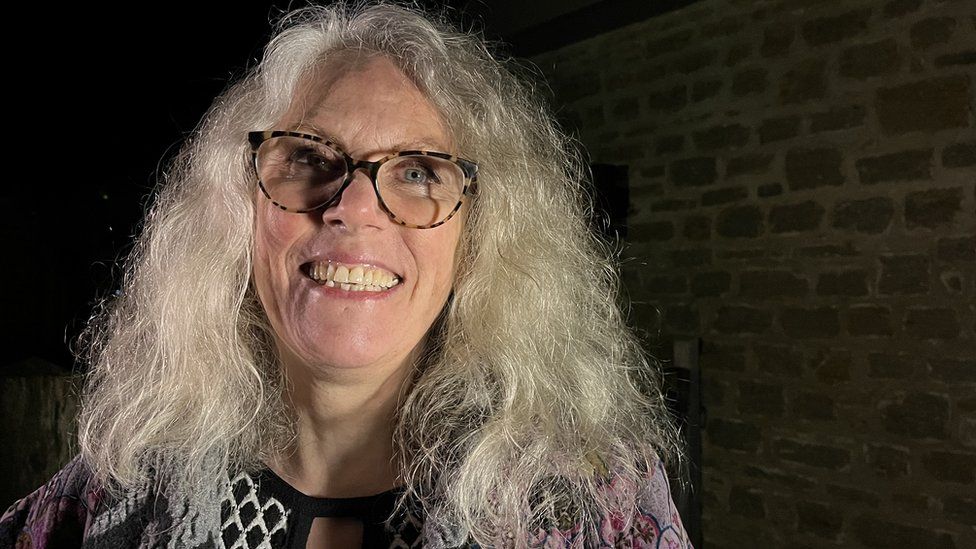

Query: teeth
<box><xmin>306</xmin><ymin>261</ymin><xmax>400</xmax><ymax>292</ymax></box>
<box><xmin>349</xmin><ymin>266</ymin><xmax>364</xmax><ymax>284</ymax></box>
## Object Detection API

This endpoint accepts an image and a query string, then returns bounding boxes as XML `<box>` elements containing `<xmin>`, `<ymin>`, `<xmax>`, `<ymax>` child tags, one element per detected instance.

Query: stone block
<box><xmin>910</xmin><ymin>17</ymin><xmax>956</xmax><ymax>49</ymax></box>
<box><xmin>904</xmin><ymin>308</ymin><xmax>960</xmax><ymax>339</ymax></box>
<box><xmin>553</xmin><ymin>70</ymin><xmax>601</xmax><ymax>103</ymax></box>
<box><xmin>757</xmin><ymin>183</ymin><xmax>783</xmax><ymax>197</ymax></box>
<box><xmin>646</xmin><ymin>29</ymin><xmax>694</xmax><ymax>58</ymax></box>
<box><xmin>729</xmin><ymin>486</ymin><xmax>765</xmax><ymax>518</ymax></box>
<box><xmin>773</xmin><ymin>438</ymin><xmax>851</xmax><ymax>470</ymax></box>
<box><xmin>651</xmin><ymin>198</ymin><xmax>697</xmax><ymax>212</ymax></box>
<box><xmin>740</xmin><ymin>270</ymin><xmax>808</xmax><ymax>297</ymax></box>
<box><xmin>942</xmin><ymin>140</ymin><xmax>976</xmax><ymax>167</ymax></box>
<box><xmin>880</xmin><ymin>391</ymin><xmax>949</xmax><ymax>439</ymax></box>
<box><xmin>876</xmin><ymin>75</ymin><xmax>971</xmax><ymax>134</ymax></box>
<box><xmin>943</xmin><ymin>494</ymin><xmax>976</xmax><ymax>526</ymax></box>
<box><xmin>737</xmin><ymin>381</ymin><xmax>785</xmax><ymax>416</ymax></box>
<box><xmin>714</xmin><ymin>306</ymin><xmax>772</xmax><ymax>333</ymax></box>
<box><xmin>716</xmin><ymin>205</ymin><xmax>763</xmax><ymax>237</ymax></box>
<box><xmin>878</xmin><ymin>254</ymin><xmax>929</xmax><ymax>295</ymax></box>
<box><xmin>769</xmin><ymin>201</ymin><xmax>825</xmax><ymax>233</ymax></box>
<box><xmin>866</xmin><ymin>443</ymin><xmax>911</xmax><ymax>479</ymax></box>
<box><xmin>610</xmin><ymin>97</ymin><xmax>639</xmax><ymax>120</ymax></box>
<box><xmin>759</xmin><ymin>116</ymin><xmax>800</xmax><ymax>143</ymax></box>
<box><xmin>671</xmin><ymin>248</ymin><xmax>712</xmax><ymax>267</ymax></box>
<box><xmin>673</xmin><ymin>48</ymin><xmax>718</xmax><ymax>74</ymax></box>
<box><xmin>761</xmin><ymin>25</ymin><xmax>794</xmax><ymax>57</ymax></box>
<box><xmin>839</xmin><ymin>39</ymin><xmax>902</xmax><ymax>79</ymax></box>
<box><xmin>691</xmin><ymin>271</ymin><xmax>730</xmax><ymax>296</ymax></box>
<box><xmin>796</xmin><ymin>500</ymin><xmax>843</xmax><ymax>540</ymax></box>
<box><xmin>849</xmin><ymin>306</ymin><xmax>893</xmax><ymax>336</ymax></box>
<box><xmin>905</xmin><ymin>188</ymin><xmax>963</xmax><ymax>229</ymax></box>
<box><xmin>780</xmin><ymin>58</ymin><xmax>827</xmax><ymax>104</ymax></box>
<box><xmin>632</xmin><ymin>221</ymin><xmax>675</xmax><ymax>241</ymax></box>
<box><xmin>852</xmin><ymin>515</ymin><xmax>956</xmax><ymax>549</ymax></box>
<box><xmin>671</xmin><ymin>157</ymin><xmax>717</xmax><ymax>187</ymax></box>
<box><xmin>883</xmin><ymin>0</ymin><xmax>922</xmax><ymax>18</ymax></box>
<box><xmin>707</xmin><ymin>418</ymin><xmax>761</xmax><ymax>451</ymax></box>
<box><xmin>702</xmin><ymin>186</ymin><xmax>748</xmax><ymax>206</ymax></box>
<box><xmin>832</xmin><ymin>197</ymin><xmax>894</xmax><ymax>234</ymax></box>
<box><xmin>732</xmin><ymin>67</ymin><xmax>767</xmax><ymax>96</ymax></box>
<box><xmin>655</xmin><ymin>135</ymin><xmax>685</xmax><ymax>155</ymax></box>
<box><xmin>786</xmin><ymin>148</ymin><xmax>844</xmax><ymax>190</ymax></box>
<box><xmin>753</xmin><ymin>344</ymin><xmax>804</xmax><ymax>377</ymax></box>
<box><xmin>727</xmin><ymin>153</ymin><xmax>773</xmax><ymax>178</ymax></box>
<box><xmin>816</xmin><ymin>270</ymin><xmax>868</xmax><ymax>296</ymax></box>
<box><xmin>856</xmin><ymin>149</ymin><xmax>933</xmax><ymax>184</ymax></box>
<box><xmin>645</xmin><ymin>276</ymin><xmax>688</xmax><ymax>295</ymax></box>
<box><xmin>801</xmin><ymin>9</ymin><xmax>871</xmax><ymax>46</ymax></box>
<box><xmin>693</xmin><ymin>124</ymin><xmax>750</xmax><ymax>151</ymax></box>
<box><xmin>781</xmin><ymin>307</ymin><xmax>841</xmax><ymax>338</ymax></box>
<box><xmin>934</xmin><ymin>50</ymin><xmax>976</xmax><ymax>67</ymax></box>
<box><xmin>922</xmin><ymin>450</ymin><xmax>975</xmax><ymax>483</ymax></box>
<box><xmin>692</xmin><ymin>79</ymin><xmax>723</xmax><ymax>102</ymax></box>
<box><xmin>666</xmin><ymin>304</ymin><xmax>700</xmax><ymax>333</ymax></box>
<box><xmin>700</xmin><ymin>341</ymin><xmax>746</xmax><ymax>372</ymax></box>
<box><xmin>726</xmin><ymin>42</ymin><xmax>752</xmax><ymax>66</ymax></box>
<box><xmin>648</xmin><ymin>85</ymin><xmax>688</xmax><ymax>111</ymax></box>
<box><xmin>792</xmin><ymin>391</ymin><xmax>835</xmax><ymax>421</ymax></box>
<box><xmin>810</xmin><ymin>105</ymin><xmax>866</xmax><ymax>133</ymax></box>
<box><xmin>868</xmin><ymin>353</ymin><xmax>917</xmax><ymax>379</ymax></box>
<box><xmin>815</xmin><ymin>351</ymin><xmax>851</xmax><ymax>384</ymax></box>
<box><xmin>682</xmin><ymin>215</ymin><xmax>710</xmax><ymax>240</ymax></box>
<box><xmin>929</xmin><ymin>358</ymin><xmax>976</xmax><ymax>384</ymax></box>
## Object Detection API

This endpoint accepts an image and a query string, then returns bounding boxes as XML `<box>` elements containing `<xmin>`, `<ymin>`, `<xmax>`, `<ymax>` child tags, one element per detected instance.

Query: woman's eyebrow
<box><xmin>294</xmin><ymin>123</ymin><xmax>344</xmax><ymax>147</ymax></box>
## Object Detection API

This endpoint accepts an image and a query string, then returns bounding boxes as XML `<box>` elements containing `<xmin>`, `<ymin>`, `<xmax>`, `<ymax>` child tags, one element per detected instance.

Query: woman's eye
<box><xmin>292</xmin><ymin>148</ymin><xmax>342</xmax><ymax>175</ymax></box>
<box><xmin>400</xmin><ymin>163</ymin><xmax>439</xmax><ymax>185</ymax></box>
<box><xmin>404</xmin><ymin>167</ymin><xmax>429</xmax><ymax>182</ymax></box>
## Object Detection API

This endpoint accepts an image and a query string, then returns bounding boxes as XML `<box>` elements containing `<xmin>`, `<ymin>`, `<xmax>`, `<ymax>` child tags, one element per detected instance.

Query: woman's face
<box><xmin>252</xmin><ymin>56</ymin><xmax>464</xmax><ymax>378</ymax></box>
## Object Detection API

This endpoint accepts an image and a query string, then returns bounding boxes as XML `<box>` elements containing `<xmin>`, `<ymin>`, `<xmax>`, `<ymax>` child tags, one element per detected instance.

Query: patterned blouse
<box><xmin>0</xmin><ymin>454</ymin><xmax>692</xmax><ymax>548</ymax></box>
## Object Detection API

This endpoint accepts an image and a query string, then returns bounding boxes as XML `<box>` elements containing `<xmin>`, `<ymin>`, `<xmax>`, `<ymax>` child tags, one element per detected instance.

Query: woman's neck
<box><xmin>270</xmin><ymin>361</ymin><xmax>411</xmax><ymax>498</ymax></box>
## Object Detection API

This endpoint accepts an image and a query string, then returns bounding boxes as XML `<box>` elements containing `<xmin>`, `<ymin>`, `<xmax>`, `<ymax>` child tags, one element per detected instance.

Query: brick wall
<box><xmin>532</xmin><ymin>0</ymin><xmax>974</xmax><ymax>546</ymax></box>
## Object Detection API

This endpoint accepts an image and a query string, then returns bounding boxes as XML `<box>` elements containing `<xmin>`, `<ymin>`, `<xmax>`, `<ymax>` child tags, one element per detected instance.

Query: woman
<box><xmin>1</xmin><ymin>3</ymin><xmax>689</xmax><ymax>547</ymax></box>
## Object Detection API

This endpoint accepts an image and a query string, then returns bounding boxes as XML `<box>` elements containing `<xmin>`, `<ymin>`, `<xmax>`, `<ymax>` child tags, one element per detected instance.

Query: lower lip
<box><xmin>303</xmin><ymin>275</ymin><xmax>401</xmax><ymax>300</ymax></box>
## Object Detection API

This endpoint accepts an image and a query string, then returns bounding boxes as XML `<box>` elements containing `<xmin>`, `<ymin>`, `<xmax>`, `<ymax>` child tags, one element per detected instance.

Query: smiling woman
<box><xmin>0</xmin><ymin>2</ymin><xmax>690</xmax><ymax>548</ymax></box>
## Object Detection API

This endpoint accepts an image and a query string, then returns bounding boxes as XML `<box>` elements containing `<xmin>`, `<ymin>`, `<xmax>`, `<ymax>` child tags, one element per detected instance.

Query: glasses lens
<box><xmin>377</xmin><ymin>155</ymin><xmax>466</xmax><ymax>226</ymax></box>
<box><xmin>255</xmin><ymin>136</ymin><xmax>346</xmax><ymax>210</ymax></box>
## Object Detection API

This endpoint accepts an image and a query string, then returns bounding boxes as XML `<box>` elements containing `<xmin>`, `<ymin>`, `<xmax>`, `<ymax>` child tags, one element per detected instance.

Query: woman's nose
<box><xmin>320</xmin><ymin>170</ymin><xmax>388</xmax><ymax>230</ymax></box>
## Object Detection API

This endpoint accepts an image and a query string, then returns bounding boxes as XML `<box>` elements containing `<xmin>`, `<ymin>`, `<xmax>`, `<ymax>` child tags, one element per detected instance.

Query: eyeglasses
<box><xmin>248</xmin><ymin>130</ymin><xmax>478</xmax><ymax>229</ymax></box>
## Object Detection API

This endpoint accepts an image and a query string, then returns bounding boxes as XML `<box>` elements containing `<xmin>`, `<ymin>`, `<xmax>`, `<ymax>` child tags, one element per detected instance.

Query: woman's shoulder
<box><xmin>529</xmin><ymin>451</ymin><xmax>693</xmax><ymax>548</ymax></box>
<box><xmin>0</xmin><ymin>454</ymin><xmax>107</xmax><ymax>548</ymax></box>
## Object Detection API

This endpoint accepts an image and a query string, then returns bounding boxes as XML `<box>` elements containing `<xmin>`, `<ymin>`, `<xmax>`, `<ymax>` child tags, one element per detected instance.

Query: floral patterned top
<box><xmin>0</xmin><ymin>454</ymin><xmax>692</xmax><ymax>548</ymax></box>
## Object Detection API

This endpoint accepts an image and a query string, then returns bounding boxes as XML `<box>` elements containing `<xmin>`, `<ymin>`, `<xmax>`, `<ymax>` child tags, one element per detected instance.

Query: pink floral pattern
<box><xmin>529</xmin><ymin>457</ymin><xmax>692</xmax><ymax>548</ymax></box>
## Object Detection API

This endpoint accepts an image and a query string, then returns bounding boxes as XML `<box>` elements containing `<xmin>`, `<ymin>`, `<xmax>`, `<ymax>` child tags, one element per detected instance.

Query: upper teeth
<box><xmin>308</xmin><ymin>262</ymin><xmax>400</xmax><ymax>291</ymax></box>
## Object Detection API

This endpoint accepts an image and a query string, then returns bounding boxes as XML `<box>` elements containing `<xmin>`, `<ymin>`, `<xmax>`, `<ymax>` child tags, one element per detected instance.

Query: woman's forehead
<box><xmin>281</xmin><ymin>57</ymin><xmax>455</xmax><ymax>154</ymax></box>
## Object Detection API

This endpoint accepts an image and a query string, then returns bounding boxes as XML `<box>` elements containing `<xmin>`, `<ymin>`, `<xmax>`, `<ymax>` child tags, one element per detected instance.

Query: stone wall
<box><xmin>532</xmin><ymin>0</ymin><xmax>974</xmax><ymax>546</ymax></box>
<box><xmin>0</xmin><ymin>361</ymin><xmax>80</xmax><ymax>506</ymax></box>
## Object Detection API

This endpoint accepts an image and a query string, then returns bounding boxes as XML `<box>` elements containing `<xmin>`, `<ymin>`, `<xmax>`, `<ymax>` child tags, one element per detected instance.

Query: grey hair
<box><xmin>76</xmin><ymin>1</ymin><xmax>683</xmax><ymax>544</ymax></box>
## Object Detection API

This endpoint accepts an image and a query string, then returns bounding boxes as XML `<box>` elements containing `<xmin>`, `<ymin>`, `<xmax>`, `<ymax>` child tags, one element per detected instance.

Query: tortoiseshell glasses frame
<box><xmin>248</xmin><ymin>130</ymin><xmax>479</xmax><ymax>229</ymax></box>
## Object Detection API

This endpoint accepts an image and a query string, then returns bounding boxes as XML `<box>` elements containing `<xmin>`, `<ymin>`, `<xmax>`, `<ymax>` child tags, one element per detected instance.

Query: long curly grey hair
<box><xmin>76</xmin><ymin>1</ymin><xmax>683</xmax><ymax>544</ymax></box>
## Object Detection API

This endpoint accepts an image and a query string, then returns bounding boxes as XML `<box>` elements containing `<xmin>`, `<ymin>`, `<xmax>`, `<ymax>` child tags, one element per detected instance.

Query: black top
<box><xmin>220</xmin><ymin>468</ymin><xmax>421</xmax><ymax>549</ymax></box>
